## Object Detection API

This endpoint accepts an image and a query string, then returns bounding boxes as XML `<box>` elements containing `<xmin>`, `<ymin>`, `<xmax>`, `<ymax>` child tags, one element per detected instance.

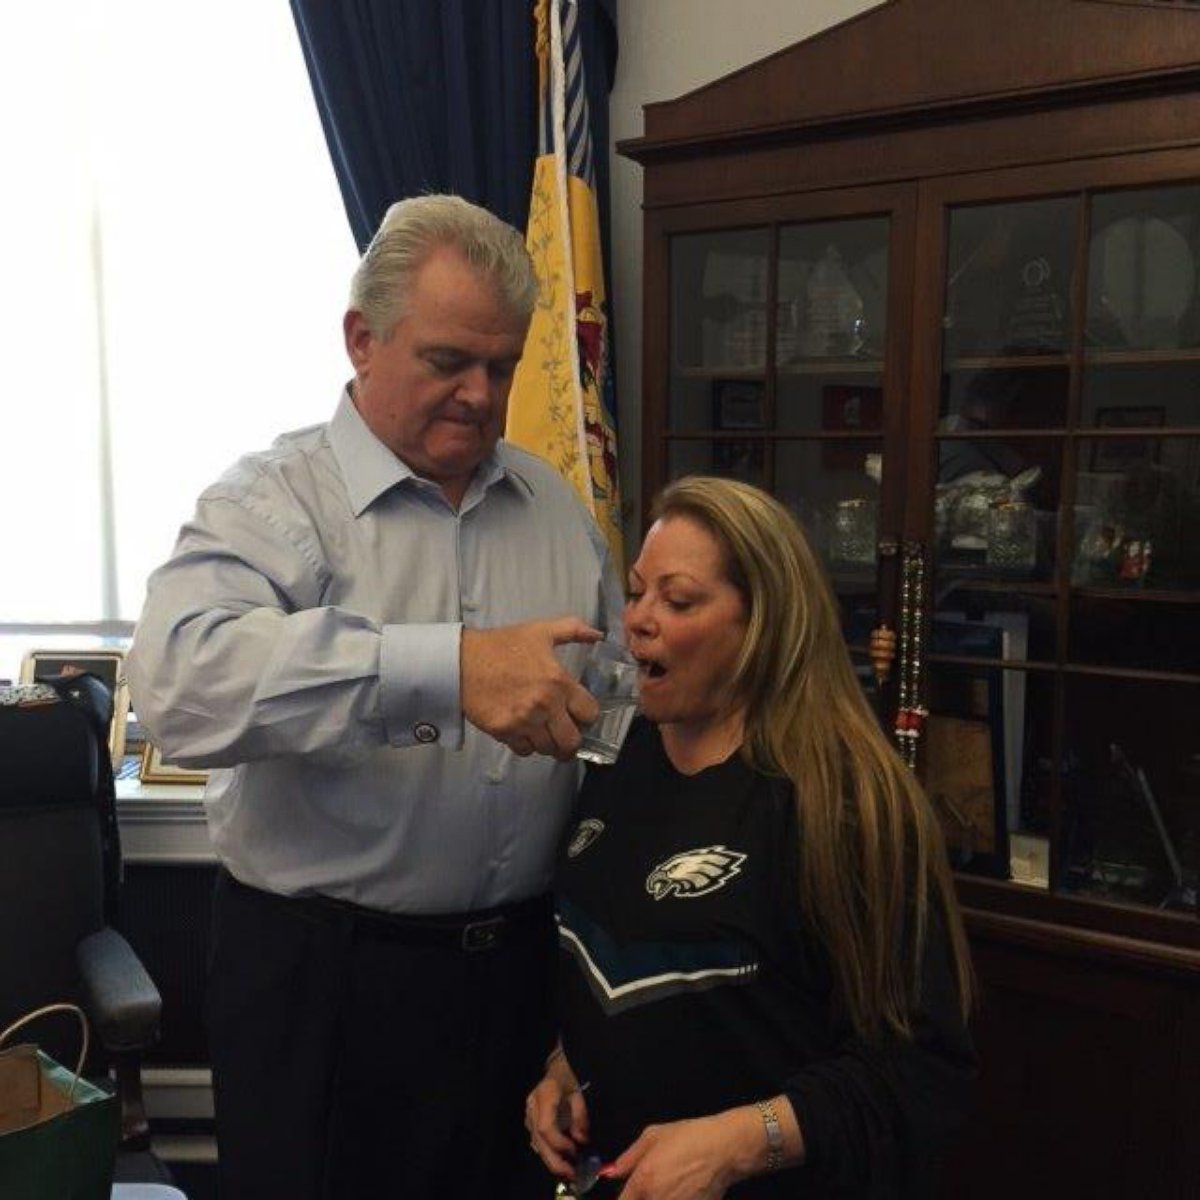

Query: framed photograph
<box><xmin>19</xmin><ymin>649</ymin><xmax>130</xmax><ymax>763</ymax></box>
<box><xmin>924</xmin><ymin>715</ymin><xmax>1008</xmax><ymax>874</ymax></box>
<box><xmin>821</xmin><ymin>385</ymin><xmax>883</xmax><ymax>469</ymax></box>
<box><xmin>1089</xmin><ymin>405</ymin><xmax>1165</xmax><ymax>473</ymax></box>
<box><xmin>923</xmin><ymin>620</ymin><xmax>1010</xmax><ymax>879</ymax></box>
<box><xmin>139</xmin><ymin>743</ymin><xmax>208</xmax><ymax>787</ymax></box>
<box><xmin>712</xmin><ymin>378</ymin><xmax>767</xmax><ymax>430</ymax></box>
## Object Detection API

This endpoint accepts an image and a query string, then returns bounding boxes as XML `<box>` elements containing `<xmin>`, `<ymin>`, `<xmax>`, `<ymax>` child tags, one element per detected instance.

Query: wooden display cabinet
<box><xmin>620</xmin><ymin>2</ymin><xmax>1199</xmax><ymax>1195</ymax></box>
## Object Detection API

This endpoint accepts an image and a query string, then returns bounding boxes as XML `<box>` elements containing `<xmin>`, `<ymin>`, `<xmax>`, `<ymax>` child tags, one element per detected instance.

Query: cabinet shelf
<box><xmin>671</xmin><ymin>364</ymin><xmax>764</xmax><ymax>380</ymax></box>
<box><xmin>778</xmin><ymin>358</ymin><xmax>884</xmax><ymax>376</ymax></box>
<box><xmin>926</xmin><ymin>652</ymin><xmax>1056</xmax><ymax>672</ymax></box>
<box><xmin>665</xmin><ymin>429</ymin><xmax>881</xmax><ymax>441</ymax></box>
<box><xmin>934</xmin><ymin>571</ymin><xmax>1057</xmax><ymax>595</ymax></box>
<box><xmin>926</xmin><ymin>654</ymin><xmax>1200</xmax><ymax>687</ymax></box>
<box><xmin>944</xmin><ymin>354</ymin><xmax>1069</xmax><ymax>372</ymax></box>
<box><xmin>672</xmin><ymin>357</ymin><xmax>885</xmax><ymax>378</ymax></box>
<box><xmin>945</xmin><ymin>348</ymin><xmax>1200</xmax><ymax>374</ymax></box>
<box><xmin>1085</xmin><ymin>346</ymin><xmax>1200</xmax><ymax>367</ymax></box>
<box><xmin>1071</xmin><ymin>585</ymin><xmax>1200</xmax><ymax>604</ymax></box>
<box><xmin>1061</xmin><ymin>662</ymin><xmax>1200</xmax><ymax>686</ymax></box>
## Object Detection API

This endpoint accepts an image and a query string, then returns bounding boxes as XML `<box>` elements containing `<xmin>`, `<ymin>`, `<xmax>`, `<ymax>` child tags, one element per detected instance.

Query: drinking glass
<box><xmin>577</xmin><ymin>641</ymin><xmax>639</xmax><ymax>765</ymax></box>
<box><xmin>986</xmin><ymin>500</ymin><xmax>1036</xmax><ymax>570</ymax></box>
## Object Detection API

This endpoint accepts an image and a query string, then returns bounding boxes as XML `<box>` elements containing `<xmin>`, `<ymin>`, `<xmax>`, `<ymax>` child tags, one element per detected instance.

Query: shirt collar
<box><xmin>328</xmin><ymin>387</ymin><xmax>537</xmax><ymax>516</ymax></box>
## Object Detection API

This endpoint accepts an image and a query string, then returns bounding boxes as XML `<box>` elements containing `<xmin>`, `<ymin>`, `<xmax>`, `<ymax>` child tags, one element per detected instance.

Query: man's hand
<box><xmin>461</xmin><ymin>618</ymin><xmax>603</xmax><ymax>759</ymax></box>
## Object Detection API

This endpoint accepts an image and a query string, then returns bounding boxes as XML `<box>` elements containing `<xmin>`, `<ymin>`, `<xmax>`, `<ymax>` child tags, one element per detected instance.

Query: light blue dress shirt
<box><xmin>127</xmin><ymin>391</ymin><xmax>622</xmax><ymax>914</ymax></box>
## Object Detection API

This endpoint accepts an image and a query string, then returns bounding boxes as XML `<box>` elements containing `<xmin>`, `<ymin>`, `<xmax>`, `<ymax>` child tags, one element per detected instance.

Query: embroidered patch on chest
<box><xmin>567</xmin><ymin>818</ymin><xmax>605</xmax><ymax>858</ymax></box>
<box><xmin>645</xmin><ymin>845</ymin><xmax>747</xmax><ymax>899</ymax></box>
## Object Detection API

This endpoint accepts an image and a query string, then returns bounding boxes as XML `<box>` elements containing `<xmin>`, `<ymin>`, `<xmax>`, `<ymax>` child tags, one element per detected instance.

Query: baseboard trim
<box><xmin>144</xmin><ymin>1066</ymin><xmax>214</xmax><ymax>1121</ymax></box>
<box><xmin>152</xmin><ymin>1134</ymin><xmax>218</xmax><ymax>1165</ymax></box>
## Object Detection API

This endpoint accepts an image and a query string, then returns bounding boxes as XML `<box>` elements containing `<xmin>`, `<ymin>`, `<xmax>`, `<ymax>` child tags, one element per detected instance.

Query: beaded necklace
<box><xmin>894</xmin><ymin>541</ymin><xmax>927</xmax><ymax>769</ymax></box>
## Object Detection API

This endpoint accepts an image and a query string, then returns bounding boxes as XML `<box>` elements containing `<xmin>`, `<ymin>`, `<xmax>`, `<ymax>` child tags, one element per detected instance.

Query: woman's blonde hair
<box><xmin>652</xmin><ymin>476</ymin><xmax>973</xmax><ymax>1038</ymax></box>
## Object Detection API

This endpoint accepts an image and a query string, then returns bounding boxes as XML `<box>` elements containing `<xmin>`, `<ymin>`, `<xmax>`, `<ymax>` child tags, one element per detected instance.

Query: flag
<box><xmin>506</xmin><ymin>0</ymin><xmax>623</xmax><ymax>571</ymax></box>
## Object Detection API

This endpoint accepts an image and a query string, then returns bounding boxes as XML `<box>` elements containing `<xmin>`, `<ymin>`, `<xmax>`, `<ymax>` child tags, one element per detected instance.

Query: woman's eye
<box><xmin>665</xmin><ymin>598</ymin><xmax>692</xmax><ymax>612</ymax></box>
<box><xmin>624</xmin><ymin>591</ymin><xmax>643</xmax><ymax>604</ymax></box>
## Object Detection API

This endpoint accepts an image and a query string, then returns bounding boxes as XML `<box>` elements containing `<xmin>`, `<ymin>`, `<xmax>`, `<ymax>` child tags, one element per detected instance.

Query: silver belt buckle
<box><xmin>461</xmin><ymin>915</ymin><xmax>504</xmax><ymax>951</ymax></box>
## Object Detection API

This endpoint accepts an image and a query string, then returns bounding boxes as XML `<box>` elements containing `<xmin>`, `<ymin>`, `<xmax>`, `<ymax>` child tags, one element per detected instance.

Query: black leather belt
<box><xmin>221</xmin><ymin>870</ymin><xmax>552</xmax><ymax>953</ymax></box>
<box><xmin>323</xmin><ymin>891</ymin><xmax>553</xmax><ymax>952</ymax></box>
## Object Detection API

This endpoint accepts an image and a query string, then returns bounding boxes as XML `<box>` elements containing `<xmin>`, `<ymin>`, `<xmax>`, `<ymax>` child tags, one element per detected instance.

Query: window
<box><xmin>0</xmin><ymin>2</ymin><xmax>358</xmax><ymax>676</ymax></box>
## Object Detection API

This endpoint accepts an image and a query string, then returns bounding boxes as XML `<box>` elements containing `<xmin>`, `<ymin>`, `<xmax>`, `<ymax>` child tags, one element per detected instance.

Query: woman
<box><xmin>526</xmin><ymin>477</ymin><xmax>975</xmax><ymax>1199</ymax></box>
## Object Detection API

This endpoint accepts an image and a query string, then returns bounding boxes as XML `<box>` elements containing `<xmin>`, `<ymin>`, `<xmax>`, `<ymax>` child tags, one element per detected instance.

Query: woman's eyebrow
<box><xmin>633</xmin><ymin>570</ymin><xmax>702</xmax><ymax>587</ymax></box>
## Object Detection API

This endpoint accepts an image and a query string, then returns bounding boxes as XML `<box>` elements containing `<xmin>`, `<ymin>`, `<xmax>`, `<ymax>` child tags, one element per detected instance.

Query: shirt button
<box><xmin>413</xmin><ymin>722</ymin><xmax>440</xmax><ymax>745</ymax></box>
<box><xmin>485</xmin><ymin>769</ymin><xmax>504</xmax><ymax>785</ymax></box>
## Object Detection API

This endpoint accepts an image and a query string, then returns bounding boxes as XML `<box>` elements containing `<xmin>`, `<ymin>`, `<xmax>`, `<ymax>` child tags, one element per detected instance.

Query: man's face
<box><xmin>344</xmin><ymin>246</ymin><xmax>529</xmax><ymax>505</ymax></box>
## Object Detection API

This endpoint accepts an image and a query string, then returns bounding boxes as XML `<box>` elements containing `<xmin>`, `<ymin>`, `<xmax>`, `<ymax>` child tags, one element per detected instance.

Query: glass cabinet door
<box><xmin>1068</xmin><ymin>183</ymin><xmax>1200</xmax><ymax>915</ymax></box>
<box><xmin>923</xmin><ymin>183</ymin><xmax>1199</xmax><ymax>919</ymax></box>
<box><xmin>667</xmin><ymin>216</ymin><xmax>893</xmax><ymax>661</ymax></box>
<box><xmin>929</xmin><ymin>196</ymin><xmax>1075</xmax><ymax>883</ymax></box>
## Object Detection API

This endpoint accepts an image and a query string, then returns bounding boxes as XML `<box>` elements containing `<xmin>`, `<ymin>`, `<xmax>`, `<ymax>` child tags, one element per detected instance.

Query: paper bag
<box><xmin>0</xmin><ymin>1004</ymin><xmax>120</xmax><ymax>1200</ymax></box>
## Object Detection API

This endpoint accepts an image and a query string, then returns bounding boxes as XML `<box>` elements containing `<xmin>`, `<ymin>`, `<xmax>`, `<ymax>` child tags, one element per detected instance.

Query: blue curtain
<box><xmin>290</xmin><ymin>0</ymin><xmax>618</xmax><ymax>253</ymax></box>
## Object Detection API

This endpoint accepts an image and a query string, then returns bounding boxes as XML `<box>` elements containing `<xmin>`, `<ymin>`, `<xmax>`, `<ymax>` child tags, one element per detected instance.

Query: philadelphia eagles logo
<box><xmin>567</xmin><ymin>818</ymin><xmax>605</xmax><ymax>858</ymax></box>
<box><xmin>646</xmin><ymin>846</ymin><xmax>747</xmax><ymax>900</ymax></box>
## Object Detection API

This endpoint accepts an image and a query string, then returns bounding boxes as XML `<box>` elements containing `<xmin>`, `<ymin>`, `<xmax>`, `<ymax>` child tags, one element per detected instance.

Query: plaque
<box><xmin>1004</xmin><ymin>255</ymin><xmax>1067</xmax><ymax>352</ymax></box>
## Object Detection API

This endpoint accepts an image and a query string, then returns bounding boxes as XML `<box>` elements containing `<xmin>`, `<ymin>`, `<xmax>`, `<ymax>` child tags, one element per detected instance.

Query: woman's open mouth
<box><xmin>634</xmin><ymin>654</ymin><xmax>667</xmax><ymax>680</ymax></box>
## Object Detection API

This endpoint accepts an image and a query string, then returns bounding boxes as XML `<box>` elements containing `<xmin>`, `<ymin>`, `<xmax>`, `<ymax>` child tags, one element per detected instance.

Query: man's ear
<box><xmin>344</xmin><ymin>310</ymin><xmax>374</xmax><ymax>372</ymax></box>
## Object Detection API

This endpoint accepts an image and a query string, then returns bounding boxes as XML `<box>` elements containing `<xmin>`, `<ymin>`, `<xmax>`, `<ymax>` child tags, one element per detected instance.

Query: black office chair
<box><xmin>0</xmin><ymin>672</ymin><xmax>172</xmax><ymax>1186</ymax></box>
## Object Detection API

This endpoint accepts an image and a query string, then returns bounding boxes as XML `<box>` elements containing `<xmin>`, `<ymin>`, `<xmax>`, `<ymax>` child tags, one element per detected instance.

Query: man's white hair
<box><xmin>348</xmin><ymin>194</ymin><xmax>537</xmax><ymax>339</ymax></box>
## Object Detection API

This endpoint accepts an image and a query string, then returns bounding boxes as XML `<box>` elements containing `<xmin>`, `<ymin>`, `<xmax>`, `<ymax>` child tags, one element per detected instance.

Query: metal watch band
<box><xmin>754</xmin><ymin>1098</ymin><xmax>783</xmax><ymax>1172</ymax></box>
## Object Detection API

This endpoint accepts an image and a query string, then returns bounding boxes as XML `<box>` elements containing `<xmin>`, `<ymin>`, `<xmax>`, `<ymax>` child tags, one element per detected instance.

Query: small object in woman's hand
<box><xmin>555</xmin><ymin>1078</ymin><xmax>591</xmax><ymax>1130</ymax></box>
<box><xmin>554</xmin><ymin>1154</ymin><xmax>604</xmax><ymax>1196</ymax></box>
<box><xmin>553</xmin><ymin>1082</ymin><xmax>598</xmax><ymax>1195</ymax></box>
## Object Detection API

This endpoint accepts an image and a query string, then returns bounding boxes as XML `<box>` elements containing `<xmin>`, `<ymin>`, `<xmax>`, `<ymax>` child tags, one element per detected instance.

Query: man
<box><xmin>127</xmin><ymin>195</ymin><xmax>621</xmax><ymax>1199</ymax></box>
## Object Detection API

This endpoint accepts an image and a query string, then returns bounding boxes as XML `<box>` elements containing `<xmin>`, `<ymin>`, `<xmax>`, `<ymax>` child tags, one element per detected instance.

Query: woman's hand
<box><xmin>525</xmin><ymin>1048</ymin><xmax>592</xmax><ymax>1182</ymax></box>
<box><xmin>598</xmin><ymin>1107</ymin><xmax>762</xmax><ymax>1199</ymax></box>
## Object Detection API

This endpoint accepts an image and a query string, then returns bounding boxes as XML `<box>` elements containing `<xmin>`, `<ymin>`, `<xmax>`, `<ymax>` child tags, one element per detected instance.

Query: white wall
<box><xmin>609</xmin><ymin>0</ymin><xmax>885</xmax><ymax>534</ymax></box>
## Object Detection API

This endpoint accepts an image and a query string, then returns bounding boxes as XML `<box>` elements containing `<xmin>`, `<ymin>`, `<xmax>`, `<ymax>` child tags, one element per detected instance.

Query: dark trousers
<box><xmin>207</xmin><ymin>870</ymin><xmax>558</xmax><ymax>1200</ymax></box>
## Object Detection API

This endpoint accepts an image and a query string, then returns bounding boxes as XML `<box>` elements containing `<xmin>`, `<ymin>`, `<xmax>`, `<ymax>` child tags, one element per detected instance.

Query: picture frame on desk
<box><xmin>19</xmin><ymin>648</ymin><xmax>130</xmax><ymax>763</ymax></box>
<box><xmin>139</xmin><ymin>743</ymin><xmax>208</xmax><ymax>787</ymax></box>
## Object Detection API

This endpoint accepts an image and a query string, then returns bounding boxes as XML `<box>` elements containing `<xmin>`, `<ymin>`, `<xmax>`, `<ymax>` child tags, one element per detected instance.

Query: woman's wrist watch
<box><xmin>754</xmin><ymin>1099</ymin><xmax>783</xmax><ymax>1172</ymax></box>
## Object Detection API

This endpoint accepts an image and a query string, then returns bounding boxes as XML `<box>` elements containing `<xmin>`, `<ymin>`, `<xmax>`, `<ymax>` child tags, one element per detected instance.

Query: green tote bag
<box><xmin>0</xmin><ymin>1004</ymin><xmax>120</xmax><ymax>1200</ymax></box>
